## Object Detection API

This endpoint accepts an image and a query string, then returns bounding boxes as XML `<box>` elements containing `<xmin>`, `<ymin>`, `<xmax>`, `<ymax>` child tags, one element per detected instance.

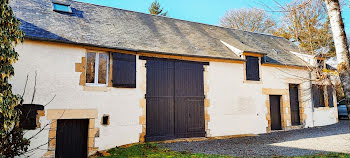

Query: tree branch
<box><xmin>22</xmin><ymin>74</ymin><xmax>29</xmax><ymax>98</ymax></box>
<box><xmin>31</xmin><ymin>71</ymin><xmax>37</xmax><ymax>104</ymax></box>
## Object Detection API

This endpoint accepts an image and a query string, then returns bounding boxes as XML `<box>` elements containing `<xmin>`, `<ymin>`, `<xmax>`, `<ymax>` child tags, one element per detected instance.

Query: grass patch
<box><xmin>297</xmin><ymin>153</ymin><xmax>350</xmax><ymax>158</ymax></box>
<box><xmin>97</xmin><ymin>143</ymin><xmax>230</xmax><ymax>158</ymax></box>
<box><xmin>96</xmin><ymin>143</ymin><xmax>350</xmax><ymax>158</ymax></box>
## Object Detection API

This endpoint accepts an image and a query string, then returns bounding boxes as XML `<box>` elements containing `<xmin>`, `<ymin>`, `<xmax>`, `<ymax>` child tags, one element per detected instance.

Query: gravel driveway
<box><xmin>160</xmin><ymin>120</ymin><xmax>350</xmax><ymax>157</ymax></box>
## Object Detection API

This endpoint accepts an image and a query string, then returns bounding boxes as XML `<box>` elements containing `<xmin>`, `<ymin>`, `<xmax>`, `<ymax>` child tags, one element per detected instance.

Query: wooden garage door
<box><xmin>146</xmin><ymin>59</ymin><xmax>205</xmax><ymax>141</ymax></box>
<box><xmin>55</xmin><ymin>119</ymin><xmax>89</xmax><ymax>158</ymax></box>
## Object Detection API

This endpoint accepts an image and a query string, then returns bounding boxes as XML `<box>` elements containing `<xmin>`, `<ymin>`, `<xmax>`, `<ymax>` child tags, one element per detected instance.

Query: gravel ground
<box><xmin>160</xmin><ymin>120</ymin><xmax>350</xmax><ymax>157</ymax></box>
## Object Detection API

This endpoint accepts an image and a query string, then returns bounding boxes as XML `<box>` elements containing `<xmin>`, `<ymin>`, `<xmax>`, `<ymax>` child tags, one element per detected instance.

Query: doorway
<box><xmin>270</xmin><ymin>95</ymin><xmax>282</xmax><ymax>130</ymax></box>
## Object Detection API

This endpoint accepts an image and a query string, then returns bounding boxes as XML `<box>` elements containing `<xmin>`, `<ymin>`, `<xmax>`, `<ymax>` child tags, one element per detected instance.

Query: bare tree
<box><xmin>17</xmin><ymin>73</ymin><xmax>60</xmax><ymax>157</ymax></box>
<box><xmin>254</xmin><ymin>0</ymin><xmax>346</xmax><ymax>127</ymax></box>
<box><xmin>219</xmin><ymin>8</ymin><xmax>276</xmax><ymax>33</ymax></box>
<box><xmin>273</xmin><ymin>0</ymin><xmax>334</xmax><ymax>55</ymax></box>
<box><xmin>324</xmin><ymin>0</ymin><xmax>350</xmax><ymax>123</ymax></box>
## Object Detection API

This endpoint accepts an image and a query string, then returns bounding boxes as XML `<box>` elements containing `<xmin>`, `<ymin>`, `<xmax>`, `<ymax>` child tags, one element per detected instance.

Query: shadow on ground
<box><xmin>160</xmin><ymin>120</ymin><xmax>350</xmax><ymax>157</ymax></box>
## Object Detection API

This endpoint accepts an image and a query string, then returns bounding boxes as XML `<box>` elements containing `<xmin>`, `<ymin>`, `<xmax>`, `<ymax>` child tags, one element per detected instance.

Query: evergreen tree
<box><xmin>0</xmin><ymin>0</ymin><xmax>29</xmax><ymax>157</ymax></box>
<box><xmin>148</xmin><ymin>0</ymin><xmax>168</xmax><ymax>16</ymax></box>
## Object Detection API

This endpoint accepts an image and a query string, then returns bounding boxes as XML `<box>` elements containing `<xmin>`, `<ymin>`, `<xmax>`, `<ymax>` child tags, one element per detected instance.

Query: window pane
<box><xmin>98</xmin><ymin>53</ymin><xmax>108</xmax><ymax>84</ymax></box>
<box><xmin>53</xmin><ymin>3</ymin><xmax>71</xmax><ymax>12</ymax></box>
<box><xmin>86</xmin><ymin>52</ymin><xmax>96</xmax><ymax>83</ymax></box>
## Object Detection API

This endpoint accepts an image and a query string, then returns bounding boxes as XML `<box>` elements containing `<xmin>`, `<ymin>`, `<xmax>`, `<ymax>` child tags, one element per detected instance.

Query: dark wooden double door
<box><xmin>146</xmin><ymin>59</ymin><xmax>205</xmax><ymax>141</ymax></box>
<box><xmin>55</xmin><ymin>119</ymin><xmax>89</xmax><ymax>158</ymax></box>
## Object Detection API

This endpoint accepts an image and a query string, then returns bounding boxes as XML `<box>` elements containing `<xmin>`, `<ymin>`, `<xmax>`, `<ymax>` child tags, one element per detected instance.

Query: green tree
<box><xmin>148</xmin><ymin>0</ymin><xmax>168</xmax><ymax>16</ymax></box>
<box><xmin>0</xmin><ymin>0</ymin><xmax>29</xmax><ymax>157</ymax></box>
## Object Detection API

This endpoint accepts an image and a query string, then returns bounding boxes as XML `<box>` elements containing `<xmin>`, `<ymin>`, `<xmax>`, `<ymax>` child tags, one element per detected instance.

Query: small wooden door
<box><xmin>55</xmin><ymin>119</ymin><xmax>89</xmax><ymax>158</ymax></box>
<box><xmin>270</xmin><ymin>95</ymin><xmax>282</xmax><ymax>130</ymax></box>
<box><xmin>289</xmin><ymin>84</ymin><xmax>301</xmax><ymax>125</ymax></box>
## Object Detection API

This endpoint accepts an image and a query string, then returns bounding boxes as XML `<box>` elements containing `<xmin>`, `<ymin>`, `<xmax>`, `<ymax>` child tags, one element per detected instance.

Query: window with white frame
<box><xmin>86</xmin><ymin>52</ymin><xmax>109</xmax><ymax>86</ymax></box>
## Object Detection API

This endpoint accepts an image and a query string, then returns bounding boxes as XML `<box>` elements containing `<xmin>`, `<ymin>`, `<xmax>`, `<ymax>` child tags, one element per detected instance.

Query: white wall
<box><xmin>11</xmin><ymin>40</ymin><xmax>338</xmax><ymax>157</ymax></box>
<box><xmin>312</xmin><ymin>87</ymin><xmax>338</xmax><ymax>127</ymax></box>
<box><xmin>262</xmin><ymin>66</ymin><xmax>315</xmax><ymax>128</ymax></box>
<box><xmin>313</xmin><ymin>107</ymin><xmax>338</xmax><ymax>126</ymax></box>
<box><xmin>206</xmin><ymin>62</ymin><xmax>267</xmax><ymax>136</ymax></box>
<box><xmin>206</xmin><ymin>61</ymin><xmax>326</xmax><ymax>137</ymax></box>
<box><xmin>11</xmin><ymin>41</ymin><xmax>145</xmax><ymax>157</ymax></box>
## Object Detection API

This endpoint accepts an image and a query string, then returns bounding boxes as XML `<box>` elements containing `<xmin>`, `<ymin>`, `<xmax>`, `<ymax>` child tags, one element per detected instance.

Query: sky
<box><xmin>75</xmin><ymin>0</ymin><xmax>350</xmax><ymax>35</ymax></box>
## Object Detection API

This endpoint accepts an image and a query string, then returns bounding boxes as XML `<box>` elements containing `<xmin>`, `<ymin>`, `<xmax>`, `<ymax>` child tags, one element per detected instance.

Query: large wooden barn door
<box><xmin>146</xmin><ymin>60</ymin><xmax>175</xmax><ymax>141</ymax></box>
<box><xmin>174</xmin><ymin>61</ymin><xmax>205</xmax><ymax>138</ymax></box>
<box><xmin>146</xmin><ymin>59</ymin><xmax>205</xmax><ymax>141</ymax></box>
<box><xmin>289</xmin><ymin>84</ymin><xmax>301</xmax><ymax>125</ymax></box>
<box><xmin>270</xmin><ymin>95</ymin><xmax>282</xmax><ymax>130</ymax></box>
<box><xmin>55</xmin><ymin>119</ymin><xmax>89</xmax><ymax>158</ymax></box>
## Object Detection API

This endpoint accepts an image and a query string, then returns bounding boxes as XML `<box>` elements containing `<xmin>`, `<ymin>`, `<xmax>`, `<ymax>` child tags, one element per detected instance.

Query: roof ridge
<box><xmin>72</xmin><ymin>0</ymin><xmax>285</xmax><ymax>39</ymax></box>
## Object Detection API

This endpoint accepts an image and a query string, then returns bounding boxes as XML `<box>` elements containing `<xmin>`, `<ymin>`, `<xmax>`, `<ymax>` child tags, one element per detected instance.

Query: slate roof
<box><xmin>11</xmin><ymin>0</ymin><xmax>308</xmax><ymax>67</ymax></box>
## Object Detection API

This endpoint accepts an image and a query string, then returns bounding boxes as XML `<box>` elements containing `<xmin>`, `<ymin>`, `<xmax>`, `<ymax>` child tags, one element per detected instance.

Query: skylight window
<box><xmin>53</xmin><ymin>3</ymin><xmax>72</xmax><ymax>13</ymax></box>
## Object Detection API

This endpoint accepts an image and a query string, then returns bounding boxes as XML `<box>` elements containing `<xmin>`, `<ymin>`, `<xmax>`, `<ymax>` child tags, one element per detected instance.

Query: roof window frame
<box><xmin>52</xmin><ymin>2</ymin><xmax>72</xmax><ymax>13</ymax></box>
